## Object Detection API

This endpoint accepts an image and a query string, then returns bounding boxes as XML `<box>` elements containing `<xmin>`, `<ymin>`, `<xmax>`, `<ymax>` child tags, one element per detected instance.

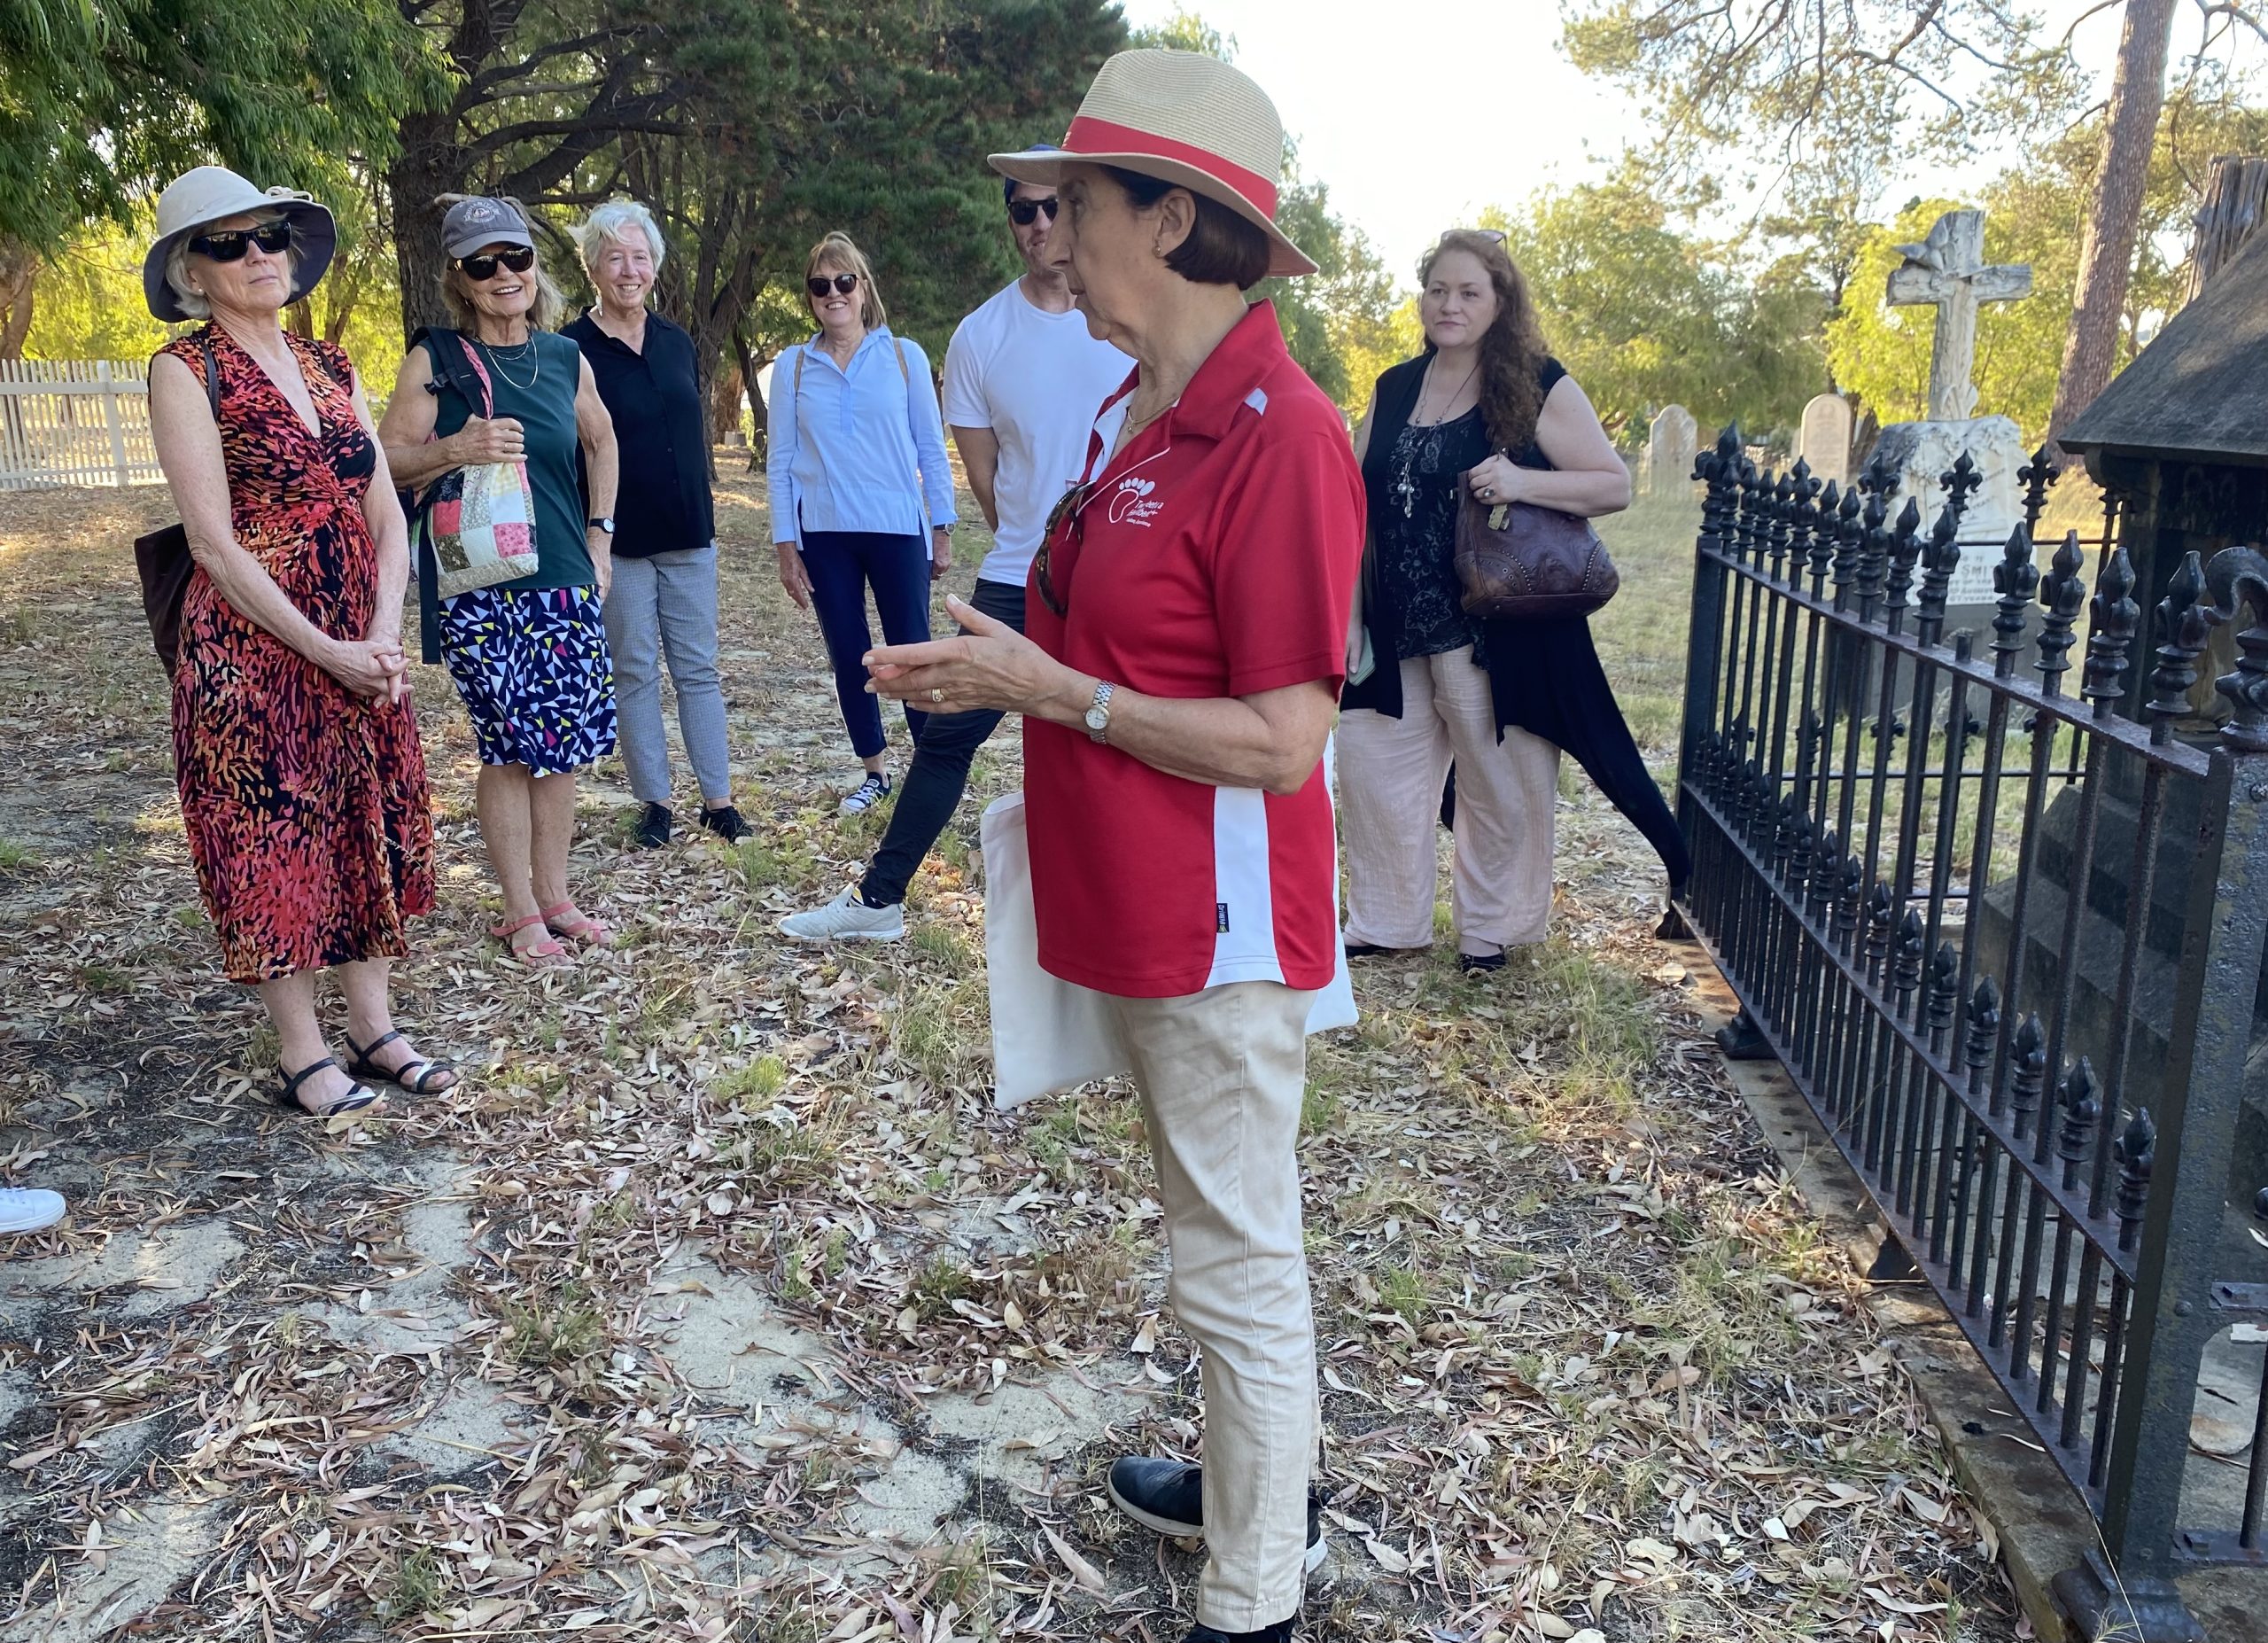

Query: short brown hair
<box><xmin>804</xmin><ymin>230</ymin><xmax>887</xmax><ymax>330</ymax></box>
<box><xmin>434</xmin><ymin>194</ymin><xmax>565</xmax><ymax>332</ymax></box>
<box><xmin>1102</xmin><ymin>167</ymin><xmax>1272</xmax><ymax>291</ymax></box>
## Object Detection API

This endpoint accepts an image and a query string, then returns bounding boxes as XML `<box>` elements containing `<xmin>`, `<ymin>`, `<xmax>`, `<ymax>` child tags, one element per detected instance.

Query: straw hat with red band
<box><xmin>988</xmin><ymin>50</ymin><xmax>1318</xmax><ymax>279</ymax></box>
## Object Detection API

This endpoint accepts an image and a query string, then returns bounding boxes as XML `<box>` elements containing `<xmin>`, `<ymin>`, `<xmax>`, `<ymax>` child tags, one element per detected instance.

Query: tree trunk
<box><xmin>736</xmin><ymin>330</ymin><xmax>768</xmax><ymax>469</ymax></box>
<box><xmin>0</xmin><ymin>241</ymin><xmax>35</xmax><ymax>361</ymax></box>
<box><xmin>711</xmin><ymin>364</ymin><xmax>745</xmax><ymax>446</ymax></box>
<box><xmin>387</xmin><ymin>105</ymin><xmax>463</xmax><ymax>342</ymax></box>
<box><xmin>2047</xmin><ymin>0</ymin><xmax>2178</xmax><ymax>443</ymax></box>
<box><xmin>2186</xmin><ymin>154</ymin><xmax>2268</xmax><ymax>304</ymax></box>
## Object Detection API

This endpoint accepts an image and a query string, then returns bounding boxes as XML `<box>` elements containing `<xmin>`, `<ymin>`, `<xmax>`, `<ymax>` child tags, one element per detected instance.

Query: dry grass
<box><xmin>0</xmin><ymin>470</ymin><xmax>2016</xmax><ymax>1641</ymax></box>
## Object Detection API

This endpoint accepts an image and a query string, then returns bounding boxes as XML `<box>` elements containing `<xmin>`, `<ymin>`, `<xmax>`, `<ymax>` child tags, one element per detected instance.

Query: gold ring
<box><xmin>928</xmin><ymin>689</ymin><xmax>945</xmax><ymax>705</ymax></box>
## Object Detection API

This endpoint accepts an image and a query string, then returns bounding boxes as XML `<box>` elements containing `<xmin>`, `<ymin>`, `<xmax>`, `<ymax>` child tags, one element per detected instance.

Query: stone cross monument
<box><xmin>1867</xmin><ymin>207</ymin><xmax>2035</xmax><ymax>626</ymax></box>
<box><xmin>1885</xmin><ymin>207</ymin><xmax>2033</xmax><ymax>423</ymax></box>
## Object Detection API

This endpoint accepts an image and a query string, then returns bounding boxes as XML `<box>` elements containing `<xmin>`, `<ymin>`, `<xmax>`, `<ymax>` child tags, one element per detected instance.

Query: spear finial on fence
<box><xmin>2205</xmin><ymin>548</ymin><xmax>2268</xmax><ymax>751</ymax></box>
<box><xmin>1940</xmin><ymin>450</ymin><xmax>1984</xmax><ymax>532</ymax></box>
<box><xmin>2036</xmin><ymin>533</ymin><xmax>2087</xmax><ymax>696</ymax></box>
<box><xmin>1884</xmin><ymin>496</ymin><xmax>1924</xmax><ymax>630</ymax></box>
<box><xmin>2115</xmin><ymin>1108</ymin><xmax>2155</xmax><ymax>1250</ymax></box>
<box><xmin>2008</xmin><ymin>1012</ymin><xmax>2048</xmax><ymax>1135</ymax></box>
<box><xmin>1928</xmin><ymin>943</ymin><xmax>1961</xmax><ymax>1037</ymax></box>
<box><xmin>1893</xmin><ymin>907</ymin><xmax>1926</xmax><ymax>1005</ymax></box>
<box><xmin>1992</xmin><ymin>526</ymin><xmax>2039</xmax><ymax>681</ymax></box>
<box><xmin>1866</xmin><ymin>881</ymin><xmax>1896</xmax><ymax>978</ymax></box>
<box><xmin>1857</xmin><ymin>490</ymin><xmax>1891</xmax><ymax>618</ymax></box>
<box><xmin>1808</xmin><ymin>479</ymin><xmax>1840</xmax><ymax>590</ymax></box>
<box><xmin>1829</xmin><ymin>483</ymin><xmax>1864</xmax><ymax>611</ymax></box>
<box><xmin>1698</xmin><ymin>426</ymin><xmax>1741</xmax><ymax>550</ymax></box>
<box><xmin>1834</xmin><ymin>853</ymin><xmax>1865</xmax><ymax>955</ymax></box>
<box><xmin>2018</xmin><ymin>442</ymin><xmax>2062</xmax><ymax>535</ymax></box>
<box><xmin>1918</xmin><ymin>504</ymin><xmax>1961</xmax><ymax>635</ymax></box>
<box><xmin>2081</xmin><ymin>547</ymin><xmax>2140</xmax><ymax>718</ymax></box>
<box><xmin>2057</xmin><ymin>1059</ymin><xmax>2100</xmax><ymax>1187</ymax></box>
<box><xmin>1787</xmin><ymin>813</ymin><xmax>1815</xmax><ymax>895</ymax></box>
<box><xmin>1735</xmin><ymin>459</ymin><xmax>1765</xmax><ymax>561</ymax></box>
<box><xmin>1810</xmin><ymin>826</ymin><xmax>1843</xmax><ymax>917</ymax></box>
<box><xmin>1965</xmin><ymin>977</ymin><xmax>2000</xmax><ymax>1089</ymax></box>
<box><xmin>2147</xmin><ymin>552</ymin><xmax>2214</xmax><ymax>742</ymax></box>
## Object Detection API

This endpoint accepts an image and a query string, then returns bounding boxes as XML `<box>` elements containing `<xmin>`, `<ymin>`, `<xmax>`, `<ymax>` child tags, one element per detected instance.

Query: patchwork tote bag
<box><xmin>413</xmin><ymin>330</ymin><xmax>540</xmax><ymax>600</ymax></box>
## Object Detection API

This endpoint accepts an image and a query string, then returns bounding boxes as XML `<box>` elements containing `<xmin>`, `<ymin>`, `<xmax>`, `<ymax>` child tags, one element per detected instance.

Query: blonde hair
<box><xmin>804</xmin><ymin>230</ymin><xmax>887</xmax><ymax>331</ymax></box>
<box><xmin>577</xmin><ymin>199</ymin><xmax>666</xmax><ymax>275</ymax></box>
<box><xmin>435</xmin><ymin>194</ymin><xmax>566</xmax><ymax>332</ymax></box>
<box><xmin>163</xmin><ymin>207</ymin><xmax>299</xmax><ymax>321</ymax></box>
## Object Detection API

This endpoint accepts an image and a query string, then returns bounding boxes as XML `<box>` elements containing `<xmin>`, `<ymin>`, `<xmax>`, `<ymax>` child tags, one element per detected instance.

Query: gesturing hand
<box><xmin>455</xmin><ymin>416</ymin><xmax>526</xmax><ymax>464</ymax></box>
<box><xmin>866</xmin><ymin>595</ymin><xmax>1063</xmax><ymax>717</ymax></box>
<box><xmin>930</xmin><ymin>526</ymin><xmax>953</xmax><ymax>582</ymax></box>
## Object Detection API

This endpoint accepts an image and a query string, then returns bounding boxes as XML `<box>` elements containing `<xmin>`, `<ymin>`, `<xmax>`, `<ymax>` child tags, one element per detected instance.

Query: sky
<box><xmin>1113</xmin><ymin>0</ymin><xmax>2209</xmax><ymax>283</ymax></box>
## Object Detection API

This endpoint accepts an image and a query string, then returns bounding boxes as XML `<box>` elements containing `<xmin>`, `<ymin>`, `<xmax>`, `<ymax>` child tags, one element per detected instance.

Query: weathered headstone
<box><xmin>1646</xmin><ymin>404</ymin><xmax>1697</xmax><ymax>496</ymax></box>
<box><xmin>1797</xmin><ymin>393</ymin><xmax>1853</xmax><ymax>486</ymax></box>
<box><xmin>1868</xmin><ymin>207</ymin><xmax>2035</xmax><ymax>642</ymax></box>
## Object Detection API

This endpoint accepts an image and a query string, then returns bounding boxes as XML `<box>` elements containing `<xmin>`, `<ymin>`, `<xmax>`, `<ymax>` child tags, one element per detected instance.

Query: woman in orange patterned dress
<box><xmin>144</xmin><ymin>167</ymin><xmax>453</xmax><ymax>1117</ymax></box>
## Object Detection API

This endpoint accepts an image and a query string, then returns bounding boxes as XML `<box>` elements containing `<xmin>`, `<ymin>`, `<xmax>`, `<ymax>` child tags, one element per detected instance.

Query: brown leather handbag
<box><xmin>1453</xmin><ymin>488</ymin><xmax>1620</xmax><ymax>620</ymax></box>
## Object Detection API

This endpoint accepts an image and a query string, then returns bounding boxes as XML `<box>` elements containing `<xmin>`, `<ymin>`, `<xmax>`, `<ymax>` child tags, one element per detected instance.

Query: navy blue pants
<box><xmin>801</xmin><ymin>529</ymin><xmax>932</xmax><ymax>760</ymax></box>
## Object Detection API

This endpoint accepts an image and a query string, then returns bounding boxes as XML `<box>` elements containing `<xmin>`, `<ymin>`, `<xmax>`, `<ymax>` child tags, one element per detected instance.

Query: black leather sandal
<box><xmin>343</xmin><ymin>1030</ymin><xmax>457</xmax><ymax>1094</ymax></box>
<box><xmin>276</xmin><ymin>1056</ymin><xmax>383</xmax><ymax>1117</ymax></box>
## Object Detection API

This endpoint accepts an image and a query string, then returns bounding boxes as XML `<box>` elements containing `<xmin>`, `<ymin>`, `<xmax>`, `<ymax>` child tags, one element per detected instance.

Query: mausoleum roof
<box><xmin>2061</xmin><ymin>230</ymin><xmax>2268</xmax><ymax>467</ymax></box>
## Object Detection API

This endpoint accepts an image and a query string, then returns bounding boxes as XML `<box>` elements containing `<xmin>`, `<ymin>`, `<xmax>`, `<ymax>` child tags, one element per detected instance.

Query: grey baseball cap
<box><xmin>441</xmin><ymin>197</ymin><xmax>535</xmax><ymax>261</ymax></box>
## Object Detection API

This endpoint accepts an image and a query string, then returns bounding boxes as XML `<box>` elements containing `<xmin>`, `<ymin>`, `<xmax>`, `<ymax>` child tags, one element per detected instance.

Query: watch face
<box><xmin>1084</xmin><ymin>707</ymin><xmax>1107</xmax><ymax>730</ymax></box>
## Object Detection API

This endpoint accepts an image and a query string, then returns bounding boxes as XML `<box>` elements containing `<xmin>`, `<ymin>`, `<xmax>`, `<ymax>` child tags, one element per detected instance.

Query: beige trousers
<box><xmin>1108</xmin><ymin>980</ymin><xmax>1317</xmax><ymax>1632</ymax></box>
<box><xmin>1340</xmin><ymin>648</ymin><xmax>1561</xmax><ymax>954</ymax></box>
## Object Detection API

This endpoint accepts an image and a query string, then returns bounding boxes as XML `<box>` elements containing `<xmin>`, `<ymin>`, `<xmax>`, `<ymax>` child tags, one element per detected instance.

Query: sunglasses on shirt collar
<box><xmin>806</xmin><ymin>272</ymin><xmax>860</xmax><ymax>298</ymax></box>
<box><xmin>455</xmin><ymin>245</ymin><xmax>537</xmax><ymax>281</ymax></box>
<box><xmin>189</xmin><ymin>221</ymin><xmax>294</xmax><ymax>261</ymax></box>
<box><xmin>1007</xmin><ymin>196</ymin><xmax>1060</xmax><ymax>226</ymax></box>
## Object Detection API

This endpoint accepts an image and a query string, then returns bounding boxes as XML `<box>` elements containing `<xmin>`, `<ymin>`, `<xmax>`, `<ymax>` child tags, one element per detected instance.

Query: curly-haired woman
<box><xmin>1339</xmin><ymin>230</ymin><xmax>1689</xmax><ymax>971</ymax></box>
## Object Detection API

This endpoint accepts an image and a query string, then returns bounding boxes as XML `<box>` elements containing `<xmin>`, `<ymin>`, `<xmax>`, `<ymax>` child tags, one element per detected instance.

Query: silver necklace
<box><xmin>477</xmin><ymin>333</ymin><xmax>540</xmax><ymax>393</ymax></box>
<box><xmin>1411</xmin><ymin>354</ymin><xmax>1479</xmax><ymax>426</ymax></box>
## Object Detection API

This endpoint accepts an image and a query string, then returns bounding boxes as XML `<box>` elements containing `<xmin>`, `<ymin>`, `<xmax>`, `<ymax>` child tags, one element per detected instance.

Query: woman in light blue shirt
<box><xmin>769</xmin><ymin>230</ymin><xmax>957</xmax><ymax>814</ymax></box>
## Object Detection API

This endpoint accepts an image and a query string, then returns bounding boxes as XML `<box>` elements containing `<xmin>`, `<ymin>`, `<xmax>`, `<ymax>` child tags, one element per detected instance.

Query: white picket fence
<box><xmin>0</xmin><ymin>360</ymin><xmax>164</xmax><ymax>491</ymax></box>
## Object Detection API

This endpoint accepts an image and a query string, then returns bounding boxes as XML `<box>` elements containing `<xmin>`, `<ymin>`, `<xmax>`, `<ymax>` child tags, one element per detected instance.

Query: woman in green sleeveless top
<box><xmin>380</xmin><ymin>195</ymin><xmax>623</xmax><ymax>969</ymax></box>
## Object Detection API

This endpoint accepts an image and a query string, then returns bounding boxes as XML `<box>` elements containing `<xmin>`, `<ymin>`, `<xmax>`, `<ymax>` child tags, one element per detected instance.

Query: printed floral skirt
<box><xmin>438</xmin><ymin>584</ymin><xmax>618</xmax><ymax>776</ymax></box>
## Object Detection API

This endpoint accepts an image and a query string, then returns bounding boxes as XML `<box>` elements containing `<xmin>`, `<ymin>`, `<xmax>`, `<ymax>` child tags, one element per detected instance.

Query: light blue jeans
<box><xmin>601</xmin><ymin>544</ymin><xmax>733</xmax><ymax>807</ymax></box>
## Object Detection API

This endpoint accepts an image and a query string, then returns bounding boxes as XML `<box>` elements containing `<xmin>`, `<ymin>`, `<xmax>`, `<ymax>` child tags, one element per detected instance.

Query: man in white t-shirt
<box><xmin>782</xmin><ymin>158</ymin><xmax>1131</xmax><ymax>941</ymax></box>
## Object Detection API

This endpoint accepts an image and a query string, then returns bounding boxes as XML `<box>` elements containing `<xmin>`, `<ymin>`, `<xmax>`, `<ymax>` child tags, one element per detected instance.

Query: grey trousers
<box><xmin>602</xmin><ymin>544</ymin><xmax>733</xmax><ymax>807</ymax></box>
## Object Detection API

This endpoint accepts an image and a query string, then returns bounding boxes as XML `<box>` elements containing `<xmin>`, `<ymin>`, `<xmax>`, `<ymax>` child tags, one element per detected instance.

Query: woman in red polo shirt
<box><xmin>863</xmin><ymin>50</ymin><xmax>1363</xmax><ymax>1643</ymax></box>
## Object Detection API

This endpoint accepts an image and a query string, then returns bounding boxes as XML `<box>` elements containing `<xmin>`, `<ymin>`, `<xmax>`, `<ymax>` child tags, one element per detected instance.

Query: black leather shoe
<box><xmin>1459</xmin><ymin>950</ymin><xmax>1507</xmax><ymax>974</ymax></box>
<box><xmin>633</xmin><ymin>802</ymin><xmax>672</xmax><ymax>849</ymax></box>
<box><xmin>1181</xmin><ymin>1620</ymin><xmax>1297</xmax><ymax>1643</ymax></box>
<box><xmin>1107</xmin><ymin>1457</ymin><xmax>1325</xmax><ymax>1572</ymax></box>
<box><xmin>700</xmin><ymin>804</ymin><xmax>752</xmax><ymax>843</ymax></box>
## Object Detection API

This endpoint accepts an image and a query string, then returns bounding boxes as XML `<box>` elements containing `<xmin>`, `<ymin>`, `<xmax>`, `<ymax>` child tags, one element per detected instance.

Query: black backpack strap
<box><xmin>403</xmin><ymin>325</ymin><xmax>472</xmax><ymax>666</ymax></box>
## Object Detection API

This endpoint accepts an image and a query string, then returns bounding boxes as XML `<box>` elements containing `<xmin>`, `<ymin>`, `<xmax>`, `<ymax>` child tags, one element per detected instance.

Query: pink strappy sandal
<box><xmin>540</xmin><ymin>901</ymin><xmax>617</xmax><ymax>949</ymax></box>
<box><xmin>491</xmin><ymin>913</ymin><xmax>572</xmax><ymax>967</ymax></box>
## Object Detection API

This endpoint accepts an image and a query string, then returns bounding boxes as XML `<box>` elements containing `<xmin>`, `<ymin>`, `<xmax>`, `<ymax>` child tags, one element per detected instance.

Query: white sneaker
<box><xmin>840</xmin><ymin>773</ymin><xmax>892</xmax><ymax>815</ymax></box>
<box><xmin>0</xmin><ymin>1187</ymin><xmax>66</xmax><ymax>1236</ymax></box>
<box><xmin>780</xmin><ymin>885</ymin><xmax>907</xmax><ymax>943</ymax></box>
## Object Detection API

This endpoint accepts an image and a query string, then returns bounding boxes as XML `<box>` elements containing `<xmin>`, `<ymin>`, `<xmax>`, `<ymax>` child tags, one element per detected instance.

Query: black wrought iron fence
<box><xmin>1672</xmin><ymin>426</ymin><xmax>2268</xmax><ymax>1642</ymax></box>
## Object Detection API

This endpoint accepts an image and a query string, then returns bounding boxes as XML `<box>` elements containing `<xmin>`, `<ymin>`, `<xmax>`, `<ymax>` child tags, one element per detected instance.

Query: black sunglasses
<box><xmin>1035</xmin><ymin>479</ymin><xmax>1096</xmax><ymax>617</ymax></box>
<box><xmin>1007</xmin><ymin>196</ymin><xmax>1060</xmax><ymax>226</ymax></box>
<box><xmin>455</xmin><ymin>245</ymin><xmax>536</xmax><ymax>281</ymax></box>
<box><xmin>189</xmin><ymin>222</ymin><xmax>294</xmax><ymax>262</ymax></box>
<box><xmin>806</xmin><ymin>272</ymin><xmax>859</xmax><ymax>298</ymax></box>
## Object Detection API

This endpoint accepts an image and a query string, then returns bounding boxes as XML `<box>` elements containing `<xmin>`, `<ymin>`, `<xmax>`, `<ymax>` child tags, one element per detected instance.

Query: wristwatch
<box><xmin>587</xmin><ymin>516</ymin><xmax>615</xmax><ymax>534</ymax></box>
<box><xmin>1084</xmin><ymin>680</ymin><xmax>1115</xmax><ymax>745</ymax></box>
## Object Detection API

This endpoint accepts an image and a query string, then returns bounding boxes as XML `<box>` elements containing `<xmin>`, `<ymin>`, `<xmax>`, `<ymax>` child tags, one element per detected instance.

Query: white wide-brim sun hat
<box><xmin>141</xmin><ymin>166</ymin><xmax>338</xmax><ymax>323</ymax></box>
<box><xmin>989</xmin><ymin>49</ymin><xmax>1318</xmax><ymax>280</ymax></box>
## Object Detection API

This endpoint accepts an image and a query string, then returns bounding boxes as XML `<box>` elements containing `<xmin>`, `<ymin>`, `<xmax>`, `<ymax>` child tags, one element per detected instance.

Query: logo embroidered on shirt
<box><xmin>1216</xmin><ymin>902</ymin><xmax>1231</xmax><ymax>933</ymax></box>
<box><xmin>1108</xmin><ymin>474</ymin><xmax>1164</xmax><ymax>526</ymax></box>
